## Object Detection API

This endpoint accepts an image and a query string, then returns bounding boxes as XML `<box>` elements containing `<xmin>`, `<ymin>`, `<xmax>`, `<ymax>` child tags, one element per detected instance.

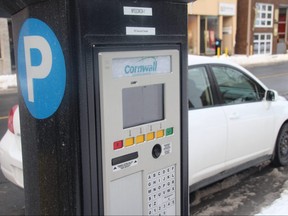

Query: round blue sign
<box><xmin>18</xmin><ymin>18</ymin><xmax>66</xmax><ymax>119</ymax></box>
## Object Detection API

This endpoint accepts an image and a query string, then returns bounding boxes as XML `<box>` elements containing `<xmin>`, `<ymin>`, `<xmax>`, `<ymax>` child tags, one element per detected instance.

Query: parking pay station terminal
<box><xmin>1</xmin><ymin>0</ymin><xmax>195</xmax><ymax>215</ymax></box>
<box><xmin>99</xmin><ymin>49</ymin><xmax>181</xmax><ymax>215</ymax></box>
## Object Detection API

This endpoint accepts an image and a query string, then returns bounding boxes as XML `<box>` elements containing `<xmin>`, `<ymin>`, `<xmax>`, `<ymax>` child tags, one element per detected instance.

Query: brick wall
<box><xmin>236</xmin><ymin>0</ymin><xmax>287</xmax><ymax>55</ymax></box>
<box><xmin>235</xmin><ymin>0</ymin><xmax>249</xmax><ymax>54</ymax></box>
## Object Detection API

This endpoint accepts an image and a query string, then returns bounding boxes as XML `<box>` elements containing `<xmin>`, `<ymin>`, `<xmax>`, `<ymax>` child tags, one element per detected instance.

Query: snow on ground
<box><xmin>256</xmin><ymin>180</ymin><xmax>288</xmax><ymax>215</ymax></box>
<box><xmin>215</xmin><ymin>53</ymin><xmax>288</xmax><ymax>67</ymax></box>
<box><xmin>191</xmin><ymin>166</ymin><xmax>288</xmax><ymax>215</ymax></box>
<box><xmin>191</xmin><ymin>165</ymin><xmax>260</xmax><ymax>215</ymax></box>
<box><xmin>0</xmin><ymin>74</ymin><xmax>17</xmax><ymax>89</ymax></box>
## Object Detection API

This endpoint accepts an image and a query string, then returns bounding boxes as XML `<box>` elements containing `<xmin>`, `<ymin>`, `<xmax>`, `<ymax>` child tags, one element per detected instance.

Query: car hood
<box><xmin>277</xmin><ymin>95</ymin><xmax>288</xmax><ymax>101</ymax></box>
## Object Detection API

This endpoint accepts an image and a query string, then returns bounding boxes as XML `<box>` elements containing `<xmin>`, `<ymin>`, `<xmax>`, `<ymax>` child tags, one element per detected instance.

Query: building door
<box><xmin>278</xmin><ymin>11</ymin><xmax>286</xmax><ymax>42</ymax></box>
<box><xmin>200</xmin><ymin>18</ymin><xmax>205</xmax><ymax>54</ymax></box>
<box><xmin>277</xmin><ymin>8</ymin><xmax>287</xmax><ymax>54</ymax></box>
<box><xmin>200</xmin><ymin>16</ymin><xmax>219</xmax><ymax>55</ymax></box>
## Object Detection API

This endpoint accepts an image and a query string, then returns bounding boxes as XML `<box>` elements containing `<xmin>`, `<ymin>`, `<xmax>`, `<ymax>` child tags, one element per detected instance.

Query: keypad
<box><xmin>147</xmin><ymin>165</ymin><xmax>176</xmax><ymax>215</ymax></box>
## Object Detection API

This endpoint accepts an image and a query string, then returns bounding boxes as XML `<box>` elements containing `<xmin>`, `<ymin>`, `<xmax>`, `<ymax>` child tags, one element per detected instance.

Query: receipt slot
<box><xmin>1</xmin><ymin>0</ymin><xmax>194</xmax><ymax>215</ymax></box>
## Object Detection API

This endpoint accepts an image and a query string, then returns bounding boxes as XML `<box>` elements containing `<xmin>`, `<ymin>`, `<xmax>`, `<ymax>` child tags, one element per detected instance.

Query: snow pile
<box><xmin>215</xmin><ymin>54</ymin><xmax>288</xmax><ymax>67</ymax></box>
<box><xmin>256</xmin><ymin>180</ymin><xmax>288</xmax><ymax>215</ymax></box>
<box><xmin>191</xmin><ymin>164</ymin><xmax>288</xmax><ymax>215</ymax></box>
<box><xmin>0</xmin><ymin>74</ymin><xmax>17</xmax><ymax>89</ymax></box>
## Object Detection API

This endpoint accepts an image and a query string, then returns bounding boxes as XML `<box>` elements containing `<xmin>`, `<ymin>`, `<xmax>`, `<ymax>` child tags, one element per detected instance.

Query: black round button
<box><xmin>152</xmin><ymin>144</ymin><xmax>162</xmax><ymax>159</ymax></box>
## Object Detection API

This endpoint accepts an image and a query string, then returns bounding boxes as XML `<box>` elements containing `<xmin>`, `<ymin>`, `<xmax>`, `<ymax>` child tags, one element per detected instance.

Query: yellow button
<box><xmin>146</xmin><ymin>132</ymin><xmax>155</xmax><ymax>141</ymax></box>
<box><xmin>156</xmin><ymin>130</ymin><xmax>165</xmax><ymax>138</ymax></box>
<box><xmin>136</xmin><ymin>135</ymin><xmax>145</xmax><ymax>144</ymax></box>
<box><xmin>125</xmin><ymin>137</ymin><xmax>135</xmax><ymax>147</ymax></box>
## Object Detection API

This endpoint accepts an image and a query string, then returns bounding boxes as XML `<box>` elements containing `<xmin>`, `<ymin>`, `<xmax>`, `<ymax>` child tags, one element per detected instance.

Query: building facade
<box><xmin>236</xmin><ymin>0</ymin><xmax>288</xmax><ymax>55</ymax></box>
<box><xmin>188</xmin><ymin>0</ymin><xmax>238</xmax><ymax>55</ymax></box>
<box><xmin>0</xmin><ymin>18</ymin><xmax>12</xmax><ymax>74</ymax></box>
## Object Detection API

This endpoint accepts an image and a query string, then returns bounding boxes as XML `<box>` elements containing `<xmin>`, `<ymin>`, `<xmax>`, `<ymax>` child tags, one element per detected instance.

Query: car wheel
<box><xmin>272</xmin><ymin>123</ymin><xmax>288</xmax><ymax>167</ymax></box>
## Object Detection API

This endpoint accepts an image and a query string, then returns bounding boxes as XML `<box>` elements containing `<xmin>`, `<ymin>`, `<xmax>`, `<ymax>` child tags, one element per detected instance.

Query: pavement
<box><xmin>0</xmin><ymin>170</ymin><xmax>25</xmax><ymax>216</ymax></box>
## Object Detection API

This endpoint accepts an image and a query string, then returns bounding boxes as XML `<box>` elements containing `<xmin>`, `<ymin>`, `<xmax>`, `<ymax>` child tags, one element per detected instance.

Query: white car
<box><xmin>1</xmin><ymin>55</ymin><xmax>288</xmax><ymax>192</ymax></box>
<box><xmin>0</xmin><ymin>105</ymin><xmax>23</xmax><ymax>188</ymax></box>
<box><xmin>188</xmin><ymin>55</ymin><xmax>288</xmax><ymax>191</ymax></box>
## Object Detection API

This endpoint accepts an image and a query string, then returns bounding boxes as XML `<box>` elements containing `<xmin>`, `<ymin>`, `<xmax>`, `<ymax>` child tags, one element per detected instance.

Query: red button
<box><xmin>113</xmin><ymin>140</ymin><xmax>123</xmax><ymax>150</ymax></box>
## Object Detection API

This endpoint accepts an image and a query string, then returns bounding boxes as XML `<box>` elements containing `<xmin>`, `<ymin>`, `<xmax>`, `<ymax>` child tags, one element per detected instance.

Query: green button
<box><xmin>166</xmin><ymin>127</ymin><xmax>174</xmax><ymax>136</ymax></box>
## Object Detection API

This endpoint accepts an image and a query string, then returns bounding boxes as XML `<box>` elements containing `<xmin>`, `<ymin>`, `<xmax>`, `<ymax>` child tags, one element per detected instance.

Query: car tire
<box><xmin>272</xmin><ymin>122</ymin><xmax>288</xmax><ymax>167</ymax></box>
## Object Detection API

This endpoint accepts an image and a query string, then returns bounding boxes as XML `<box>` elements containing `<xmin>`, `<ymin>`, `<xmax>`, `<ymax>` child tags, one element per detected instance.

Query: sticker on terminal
<box><xmin>18</xmin><ymin>18</ymin><xmax>66</xmax><ymax>119</ymax></box>
<box><xmin>162</xmin><ymin>143</ymin><xmax>172</xmax><ymax>155</ymax></box>
<box><xmin>113</xmin><ymin>159</ymin><xmax>138</xmax><ymax>172</ymax></box>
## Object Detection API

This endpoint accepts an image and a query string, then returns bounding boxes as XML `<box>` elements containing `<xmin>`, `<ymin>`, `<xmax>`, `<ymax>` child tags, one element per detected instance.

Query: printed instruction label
<box><xmin>126</xmin><ymin>27</ymin><xmax>156</xmax><ymax>36</ymax></box>
<box><xmin>113</xmin><ymin>159</ymin><xmax>138</xmax><ymax>172</ymax></box>
<box><xmin>162</xmin><ymin>143</ymin><xmax>172</xmax><ymax>155</ymax></box>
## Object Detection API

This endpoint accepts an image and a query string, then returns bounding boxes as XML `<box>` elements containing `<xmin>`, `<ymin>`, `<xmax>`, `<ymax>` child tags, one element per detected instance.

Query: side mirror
<box><xmin>266</xmin><ymin>90</ymin><xmax>275</xmax><ymax>101</ymax></box>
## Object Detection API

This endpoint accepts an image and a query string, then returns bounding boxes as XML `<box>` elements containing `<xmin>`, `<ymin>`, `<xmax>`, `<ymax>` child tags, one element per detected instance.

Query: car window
<box><xmin>188</xmin><ymin>66</ymin><xmax>214</xmax><ymax>109</ymax></box>
<box><xmin>211</xmin><ymin>66</ymin><xmax>265</xmax><ymax>105</ymax></box>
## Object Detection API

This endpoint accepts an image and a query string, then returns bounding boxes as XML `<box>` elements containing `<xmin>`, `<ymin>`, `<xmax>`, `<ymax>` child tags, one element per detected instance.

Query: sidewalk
<box><xmin>0</xmin><ymin>74</ymin><xmax>17</xmax><ymax>95</ymax></box>
<box><xmin>0</xmin><ymin>87</ymin><xmax>17</xmax><ymax>95</ymax></box>
<box><xmin>215</xmin><ymin>53</ymin><xmax>288</xmax><ymax>67</ymax></box>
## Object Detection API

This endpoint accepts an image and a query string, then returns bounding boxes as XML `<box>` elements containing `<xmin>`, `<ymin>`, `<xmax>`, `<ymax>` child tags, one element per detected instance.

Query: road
<box><xmin>247</xmin><ymin>63</ymin><xmax>288</xmax><ymax>99</ymax></box>
<box><xmin>1</xmin><ymin>62</ymin><xmax>288</xmax><ymax>215</ymax></box>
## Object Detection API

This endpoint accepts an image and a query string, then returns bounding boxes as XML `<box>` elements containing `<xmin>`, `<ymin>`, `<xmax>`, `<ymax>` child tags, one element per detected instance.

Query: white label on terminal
<box><xmin>162</xmin><ymin>143</ymin><xmax>172</xmax><ymax>155</ymax></box>
<box><xmin>126</xmin><ymin>27</ymin><xmax>155</xmax><ymax>36</ymax></box>
<box><xmin>112</xmin><ymin>55</ymin><xmax>171</xmax><ymax>78</ymax></box>
<box><xmin>113</xmin><ymin>159</ymin><xmax>138</xmax><ymax>172</ymax></box>
<box><xmin>124</xmin><ymin>6</ymin><xmax>153</xmax><ymax>16</ymax></box>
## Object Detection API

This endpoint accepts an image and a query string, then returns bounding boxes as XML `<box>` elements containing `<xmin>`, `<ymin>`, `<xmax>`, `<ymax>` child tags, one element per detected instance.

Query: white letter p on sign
<box><xmin>24</xmin><ymin>36</ymin><xmax>52</xmax><ymax>102</ymax></box>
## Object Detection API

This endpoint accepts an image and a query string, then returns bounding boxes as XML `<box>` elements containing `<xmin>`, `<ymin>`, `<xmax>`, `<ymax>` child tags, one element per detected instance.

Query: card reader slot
<box><xmin>112</xmin><ymin>152</ymin><xmax>139</xmax><ymax>166</ymax></box>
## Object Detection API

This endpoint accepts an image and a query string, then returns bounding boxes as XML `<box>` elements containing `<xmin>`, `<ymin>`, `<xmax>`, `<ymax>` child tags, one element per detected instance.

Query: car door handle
<box><xmin>229</xmin><ymin>112</ymin><xmax>240</xmax><ymax>119</ymax></box>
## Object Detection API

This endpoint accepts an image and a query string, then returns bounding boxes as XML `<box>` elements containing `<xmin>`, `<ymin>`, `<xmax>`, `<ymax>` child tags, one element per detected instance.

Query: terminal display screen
<box><xmin>123</xmin><ymin>84</ymin><xmax>164</xmax><ymax>128</ymax></box>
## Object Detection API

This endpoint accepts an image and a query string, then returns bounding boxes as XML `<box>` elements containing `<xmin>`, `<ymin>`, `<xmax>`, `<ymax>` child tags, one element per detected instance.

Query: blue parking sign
<box><xmin>18</xmin><ymin>18</ymin><xmax>66</xmax><ymax>119</ymax></box>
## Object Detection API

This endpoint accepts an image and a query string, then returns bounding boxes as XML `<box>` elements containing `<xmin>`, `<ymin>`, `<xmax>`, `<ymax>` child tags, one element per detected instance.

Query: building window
<box><xmin>253</xmin><ymin>33</ymin><xmax>272</xmax><ymax>54</ymax></box>
<box><xmin>255</xmin><ymin>3</ymin><xmax>274</xmax><ymax>28</ymax></box>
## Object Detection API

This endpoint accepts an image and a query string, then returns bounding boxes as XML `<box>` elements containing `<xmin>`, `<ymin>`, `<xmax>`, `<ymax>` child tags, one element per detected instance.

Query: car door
<box><xmin>188</xmin><ymin>65</ymin><xmax>227</xmax><ymax>186</ymax></box>
<box><xmin>210</xmin><ymin>65</ymin><xmax>275</xmax><ymax>169</ymax></box>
